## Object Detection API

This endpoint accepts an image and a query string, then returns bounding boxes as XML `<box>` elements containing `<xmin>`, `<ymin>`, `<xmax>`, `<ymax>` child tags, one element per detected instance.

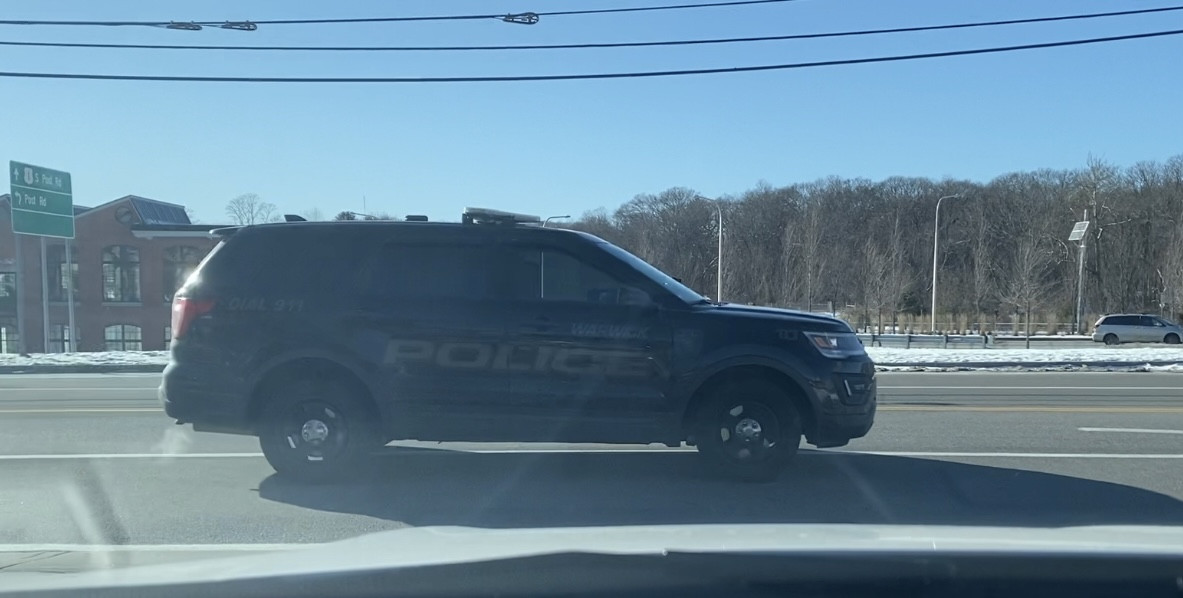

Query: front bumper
<box><xmin>805</xmin><ymin>357</ymin><xmax>877</xmax><ymax>448</ymax></box>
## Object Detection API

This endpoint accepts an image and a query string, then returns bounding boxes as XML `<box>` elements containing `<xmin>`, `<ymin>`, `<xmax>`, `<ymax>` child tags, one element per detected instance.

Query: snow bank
<box><xmin>0</xmin><ymin>351</ymin><xmax>168</xmax><ymax>367</ymax></box>
<box><xmin>867</xmin><ymin>346</ymin><xmax>1183</xmax><ymax>365</ymax></box>
<box><xmin>1</xmin><ymin>345</ymin><xmax>1182</xmax><ymax>373</ymax></box>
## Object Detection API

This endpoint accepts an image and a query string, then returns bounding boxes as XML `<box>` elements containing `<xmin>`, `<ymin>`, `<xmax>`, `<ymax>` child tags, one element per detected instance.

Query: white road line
<box><xmin>0</xmin><ymin>408</ymin><xmax>162</xmax><ymax>414</ymax></box>
<box><xmin>0</xmin><ymin>452</ymin><xmax>264</xmax><ymax>460</ymax></box>
<box><xmin>0</xmin><ymin>543</ymin><xmax>317</xmax><ymax>552</ymax></box>
<box><xmin>822</xmin><ymin>451</ymin><xmax>1183</xmax><ymax>459</ymax></box>
<box><xmin>0</xmin><ymin>387</ymin><xmax>156</xmax><ymax>391</ymax></box>
<box><xmin>3</xmin><ymin>449</ymin><xmax>1183</xmax><ymax>460</ymax></box>
<box><xmin>881</xmin><ymin>386</ymin><xmax>1183</xmax><ymax>390</ymax></box>
<box><xmin>1078</xmin><ymin>427</ymin><xmax>1183</xmax><ymax>435</ymax></box>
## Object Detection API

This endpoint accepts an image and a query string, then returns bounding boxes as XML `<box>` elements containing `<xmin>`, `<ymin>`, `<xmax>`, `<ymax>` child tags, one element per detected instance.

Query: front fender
<box><xmin>676</xmin><ymin>343</ymin><xmax>825</xmax><ymax>411</ymax></box>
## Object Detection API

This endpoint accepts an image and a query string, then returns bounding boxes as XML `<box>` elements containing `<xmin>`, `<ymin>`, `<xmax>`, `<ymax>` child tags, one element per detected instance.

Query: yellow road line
<box><xmin>881</xmin><ymin>405</ymin><xmax>1183</xmax><ymax>413</ymax></box>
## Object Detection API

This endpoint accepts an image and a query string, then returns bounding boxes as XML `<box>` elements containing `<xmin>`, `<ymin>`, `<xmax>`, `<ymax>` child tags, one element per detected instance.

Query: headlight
<box><xmin>804</xmin><ymin>332</ymin><xmax>865</xmax><ymax>359</ymax></box>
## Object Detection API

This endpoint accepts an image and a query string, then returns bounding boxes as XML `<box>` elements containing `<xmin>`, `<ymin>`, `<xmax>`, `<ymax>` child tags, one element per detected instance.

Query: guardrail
<box><xmin>857</xmin><ymin>333</ymin><xmax>1096</xmax><ymax>349</ymax></box>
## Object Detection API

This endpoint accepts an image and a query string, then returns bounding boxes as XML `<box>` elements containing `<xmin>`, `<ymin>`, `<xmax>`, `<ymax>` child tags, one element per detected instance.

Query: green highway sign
<box><xmin>9</xmin><ymin>160</ymin><xmax>74</xmax><ymax>238</ymax></box>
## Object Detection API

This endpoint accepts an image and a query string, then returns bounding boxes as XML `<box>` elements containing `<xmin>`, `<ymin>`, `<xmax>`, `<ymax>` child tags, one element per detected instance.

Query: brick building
<box><xmin>0</xmin><ymin>194</ymin><xmax>225</xmax><ymax>353</ymax></box>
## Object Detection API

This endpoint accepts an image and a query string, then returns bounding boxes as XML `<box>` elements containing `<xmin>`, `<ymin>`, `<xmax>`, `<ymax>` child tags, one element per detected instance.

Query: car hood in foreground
<box><xmin>5</xmin><ymin>523</ymin><xmax>1183</xmax><ymax>593</ymax></box>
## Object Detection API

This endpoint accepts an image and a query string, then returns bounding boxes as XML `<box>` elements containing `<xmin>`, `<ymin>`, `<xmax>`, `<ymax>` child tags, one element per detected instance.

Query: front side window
<box><xmin>102</xmin><ymin>246</ymin><xmax>141</xmax><ymax>303</ymax></box>
<box><xmin>163</xmin><ymin>246</ymin><xmax>203</xmax><ymax>303</ymax></box>
<box><xmin>104</xmin><ymin>324</ymin><xmax>142</xmax><ymax>351</ymax></box>
<box><xmin>47</xmin><ymin>244</ymin><xmax>80</xmax><ymax>303</ymax></box>
<box><xmin>509</xmin><ymin>247</ymin><xmax>651</xmax><ymax>306</ymax></box>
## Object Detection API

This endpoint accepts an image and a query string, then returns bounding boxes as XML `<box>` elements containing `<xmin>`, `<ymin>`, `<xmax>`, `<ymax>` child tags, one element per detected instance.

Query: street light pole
<box><xmin>931</xmin><ymin>194</ymin><xmax>962</xmax><ymax>333</ymax></box>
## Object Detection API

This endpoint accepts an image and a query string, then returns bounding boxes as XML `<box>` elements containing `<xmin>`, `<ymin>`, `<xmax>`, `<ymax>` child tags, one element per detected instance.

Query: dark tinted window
<box><xmin>202</xmin><ymin>229</ymin><xmax>364</xmax><ymax>293</ymax></box>
<box><xmin>1103</xmin><ymin>315</ymin><xmax>1135</xmax><ymax>326</ymax></box>
<box><xmin>508</xmin><ymin>247</ymin><xmax>651</xmax><ymax>306</ymax></box>
<box><xmin>1142</xmin><ymin>316</ymin><xmax>1164</xmax><ymax>327</ymax></box>
<box><xmin>366</xmin><ymin>243</ymin><xmax>491</xmax><ymax>300</ymax></box>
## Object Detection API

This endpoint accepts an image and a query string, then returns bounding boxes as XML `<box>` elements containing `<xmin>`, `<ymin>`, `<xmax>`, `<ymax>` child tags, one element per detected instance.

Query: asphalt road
<box><xmin>2</xmin><ymin>371</ymin><xmax>1183</xmax><ymax>571</ymax></box>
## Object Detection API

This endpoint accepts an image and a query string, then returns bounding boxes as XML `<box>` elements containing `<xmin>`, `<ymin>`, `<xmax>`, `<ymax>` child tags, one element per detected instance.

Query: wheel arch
<box><xmin>247</xmin><ymin>355</ymin><xmax>381</xmax><ymax>433</ymax></box>
<box><xmin>681</xmin><ymin>362</ymin><xmax>818</xmax><ymax>443</ymax></box>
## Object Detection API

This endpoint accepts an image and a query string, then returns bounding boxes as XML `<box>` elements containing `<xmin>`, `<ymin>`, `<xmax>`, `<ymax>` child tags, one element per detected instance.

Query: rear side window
<box><xmin>198</xmin><ymin>229</ymin><xmax>365</xmax><ymax>293</ymax></box>
<box><xmin>363</xmin><ymin>243</ymin><xmax>491</xmax><ymax>300</ymax></box>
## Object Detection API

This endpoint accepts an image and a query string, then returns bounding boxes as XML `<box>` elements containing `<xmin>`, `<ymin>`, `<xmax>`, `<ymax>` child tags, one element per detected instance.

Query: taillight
<box><xmin>171</xmin><ymin>296</ymin><xmax>215</xmax><ymax>341</ymax></box>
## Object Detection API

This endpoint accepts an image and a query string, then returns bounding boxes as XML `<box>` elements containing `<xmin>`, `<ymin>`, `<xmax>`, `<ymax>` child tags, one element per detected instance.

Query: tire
<box><xmin>692</xmin><ymin>378</ymin><xmax>803</xmax><ymax>483</ymax></box>
<box><xmin>1103</xmin><ymin>334</ymin><xmax>1120</xmax><ymax>346</ymax></box>
<box><xmin>1166</xmin><ymin>333</ymin><xmax>1181</xmax><ymax>345</ymax></box>
<box><xmin>257</xmin><ymin>376</ymin><xmax>379</xmax><ymax>483</ymax></box>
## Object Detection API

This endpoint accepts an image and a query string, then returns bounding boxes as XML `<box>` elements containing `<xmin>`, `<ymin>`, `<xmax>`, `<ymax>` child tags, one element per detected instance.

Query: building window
<box><xmin>163</xmin><ymin>246</ymin><xmax>202</xmax><ymax>303</ymax></box>
<box><xmin>0</xmin><ymin>322</ymin><xmax>17</xmax><ymax>354</ymax></box>
<box><xmin>0</xmin><ymin>272</ymin><xmax>15</xmax><ymax>312</ymax></box>
<box><xmin>104</xmin><ymin>324</ymin><xmax>142</xmax><ymax>351</ymax></box>
<box><xmin>102</xmin><ymin>246</ymin><xmax>141</xmax><ymax>303</ymax></box>
<box><xmin>47</xmin><ymin>244</ymin><xmax>80</xmax><ymax>303</ymax></box>
<box><xmin>164</xmin><ymin>325</ymin><xmax>172</xmax><ymax>350</ymax></box>
<box><xmin>50</xmin><ymin>325</ymin><xmax>76</xmax><ymax>353</ymax></box>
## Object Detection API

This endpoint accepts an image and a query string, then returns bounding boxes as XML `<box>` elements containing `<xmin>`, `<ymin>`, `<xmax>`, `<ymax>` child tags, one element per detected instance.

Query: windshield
<box><xmin>4</xmin><ymin>1</ymin><xmax>1183</xmax><ymax>593</ymax></box>
<box><xmin>597</xmin><ymin>241</ymin><xmax>709</xmax><ymax>304</ymax></box>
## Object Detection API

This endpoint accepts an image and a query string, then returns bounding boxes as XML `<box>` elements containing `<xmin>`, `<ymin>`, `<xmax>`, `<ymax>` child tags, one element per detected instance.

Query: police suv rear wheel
<box><xmin>694</xmin><ymin>378</ymin><xmax>802</xmax><ymax>483</ymax></box>
<box><xmin>257</xmin><ymin>377</ymin><xmax>378</xmax><ymax>483</ymax></box>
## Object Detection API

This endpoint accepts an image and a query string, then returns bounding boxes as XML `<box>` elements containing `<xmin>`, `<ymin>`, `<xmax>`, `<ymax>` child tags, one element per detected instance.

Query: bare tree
<box><xmin>861</xmin><ymin>239</ymin><xmax>891</xmax><ymax>333</ymax></box>
<box><xmin>301</xmin><ymin>207</ymin><xmax>325</xmax><ymax>221</ymax></box>
<box><xmin>1161</xmin><ymin>221</ymin><xmax>1183</xmax><ymax>321</ymax></box>
<box><xmin>225</xmin><ymin>193</ymin><xmax>278</xmax><ymax>225</ymax></box>
<box><xmin>795</xmin><ymin>200</ymin><xmax>827</xmax><ymax>312</ymax></box>
<box><xmin>1000</xmin><ymin>235</ymin><xmax>1058</xmax><ymax>347</ymax></box>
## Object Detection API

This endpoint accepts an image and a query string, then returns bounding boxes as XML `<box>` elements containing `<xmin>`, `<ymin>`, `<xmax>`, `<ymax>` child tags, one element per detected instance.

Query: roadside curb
<box><xmin>0</xmin><ymin>364</ymin><xmax>165</xmax><ymax>375</ymax></box>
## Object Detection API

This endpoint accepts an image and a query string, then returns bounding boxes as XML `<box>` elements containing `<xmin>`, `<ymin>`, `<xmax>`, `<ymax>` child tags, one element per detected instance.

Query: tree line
<box><xmin>219</xmin><ymin>155</ymin><xmax>1183</xmax><ymax>334</ymax></box>
<box><xmin>569</xmin><ymin>156</ymin><xmax>1183</xmax><ymax>334</ymax></box>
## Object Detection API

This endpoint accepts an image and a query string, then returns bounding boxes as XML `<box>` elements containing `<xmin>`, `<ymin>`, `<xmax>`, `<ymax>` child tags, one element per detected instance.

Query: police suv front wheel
<box><xmin>693</xmin><ymin>378</ymin><xmax>802</xmax><ymax>483</ymax></box>
<box><xmin>257</xmin><ymin>377</ymin><xmax>379</xmax><ymax>483</ymax></box>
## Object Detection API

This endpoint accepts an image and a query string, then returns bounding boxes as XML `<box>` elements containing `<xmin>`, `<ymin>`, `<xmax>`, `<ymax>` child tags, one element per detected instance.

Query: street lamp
<box><xmin>931</xmin><ymin>194</ymin><xmax>964</xmax><ymax>333</ymax></box>
<box><xmin>543</xmin><ymin>215</ymin><xmax>569</xmax><ymax>227</ymax></box>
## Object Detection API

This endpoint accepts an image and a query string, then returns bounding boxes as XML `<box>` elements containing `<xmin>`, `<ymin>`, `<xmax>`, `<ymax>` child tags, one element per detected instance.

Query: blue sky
<box><xmin>1</xmin><ymin>0</ymin><xmax>1180</xmax><ymax>223</ymax></box>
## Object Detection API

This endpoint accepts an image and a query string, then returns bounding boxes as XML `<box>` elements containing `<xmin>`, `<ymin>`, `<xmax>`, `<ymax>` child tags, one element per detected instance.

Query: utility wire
<box><xmin>0</xmin><ymin>28</ymin><xmax>1178</xmax><ymax>83</ymax></box>
<box><xmin>1</xmin><ymin>5</ymin><xmax>1178</xmax><ymax>52</ymax></box>
<box><xmin>0</xmin><ymin>0</ymin><xmax>797</xmax><ymax>28</ymax></box>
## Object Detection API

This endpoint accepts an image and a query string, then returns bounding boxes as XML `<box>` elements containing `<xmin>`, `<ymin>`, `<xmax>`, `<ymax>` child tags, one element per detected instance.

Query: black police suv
<box><xmin>161</xmin><ymin>208</ymin><xmax>876</xmax><ymax>482</ymax></box>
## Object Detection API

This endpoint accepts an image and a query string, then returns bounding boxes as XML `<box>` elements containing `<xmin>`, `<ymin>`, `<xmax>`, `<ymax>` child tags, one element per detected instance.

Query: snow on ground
<box><xmin>0</xmin><ymin>351</ymin><xmax>168</xmax><ymax>367</ymax></box>
<box><xmin>1</xmin><ymin>346</ymin><xmax>1182</xmax><ymax>372</ymax></box>
<box><xmin>867</xmin><ymin>346</ymin><xmax>1183</xmax><ymax>365</ymax></box>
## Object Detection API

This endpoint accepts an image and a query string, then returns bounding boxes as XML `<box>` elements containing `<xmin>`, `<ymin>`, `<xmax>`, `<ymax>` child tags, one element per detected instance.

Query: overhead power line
<box><xmin>2</xmin><ymin>5</ymin><xmax>1179</xmax><ymax>52</ymax></box>
<box><xmin>0</xmin><ymin>28</ymin><xmax>1179</xmax><ymax>84</ymax></box>
<box><xmin>0</xmin><ymin>0</ymin><xmax>797</xmax><ymax>29</ymax></box>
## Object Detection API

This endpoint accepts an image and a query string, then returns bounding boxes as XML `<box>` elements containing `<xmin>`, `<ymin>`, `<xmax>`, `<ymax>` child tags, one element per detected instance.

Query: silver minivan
<box><xmin>1092</xmin><ymin>314</ymin><xmax>1183</xmax><ymax>345</ymax></box>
